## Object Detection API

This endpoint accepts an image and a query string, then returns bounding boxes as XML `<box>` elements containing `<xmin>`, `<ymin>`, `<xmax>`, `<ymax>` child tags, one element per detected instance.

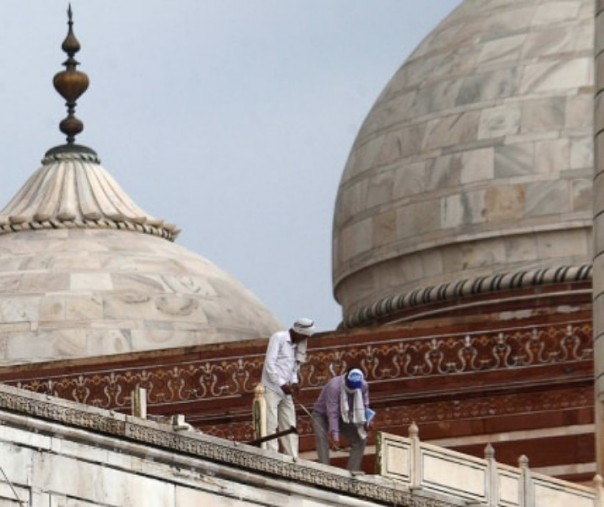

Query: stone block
<box><xmin>495</xmin><ymin>143</ymin><xmax>534</xmax><ymax>178</ymax></box>
<box><xmin>455</xmin><ymin>67</ymin><xmax>519</xmax><ymax>107</ymax></box>
<box><xmin>565</xmin><ymin>93</ymin><xmax>592</xmax><ymax>132</ymax></box>
<box><xmin>0</xmin><ymin>296</ymin><xmax>40</xmax><ymax>323</ymax></box>
<box><xmin>520</xmin><ymin>58</ymin><xmax>592</xmax><ymax>94</ymax></box>
<box><xmin>570</xmin><ymin>136</ymin><xmax>593</xmax><ymax>169</ymax></box>
<box><xmin>372</xmin><ymin>210</ymin><xmax>397</xmax><ymax>248</ymax></box>
<box><xmin>521</xmin><ymin>96</ymin><xmax>565</xmax><ymax>134</ymax></box>
<box><xmin>571</xmin><ymin>179</ymin><xmax>592</xmax><ymax>212</ymax></box>
<box><xmin>427</xmin><ymin>155</ymin><xmax>462</xmax><ymax>191</ymax></box>
<box><xmin>477</xmin><ymin>34</ymin><xmax>525</xmax><ymax>66</ymax></box>
<box><xmin>533</xmin><ymin>1</ymin><xmax>581</xmax><ymax>25</ymax></box>
<box><xmin>522</xmin><ymin>26</ymin><xmax>576</xmax><ymax>58</ymax></box>
<box><xmin>525</xmin><ymin>180</ymin><xmax>570</xmax><ymax>217</ymax></box>
<box><xmin>366</xmin><ymin>170</ymin><xmax>395</xmax><ymax>209</ymax></box>
<box><xmin>461</xmin><ymin>148</ymin><xmax>495</xmax><ymax>183</ymax></box>
<box><xmin>504</xmin><ymin>234</ymin><xmax>538</xmax><ymax>263</ymax></box>
<box><xmin>65</xmin><ymin>295</ymin><xmax>103</xmax><ymax>321</ymax></box>
<box><xmin>39</xmin><ymin>296</ymin><xmax>66</xmax><ymax>322</ymax></box>
<box><xmin>70</xmin><ymin>273</ymin><xmax>113</xmax><ymax>292</ymax></box>
<box><xmin>478</xmin><ymin>105</ymin><xmax>521</xmax><ymax>140</ymax></box>
<box><xmin>392</xmin><ymin>161</ymin><xmax>428</xmax><ymax>199</ymax></box>
<box><xmin>441</xmin><ymin>191</ymin><xmax>486</xmax><ymax>230</ymax></box>
<box><xmin>534</xmin><ymin>139</ymin><xmax>569</xmax><ymax>173</ymax></box>
<box><xmin>422</xmin><ymin>111</ymin><xmax>480</xmax><ymax>151</ymax></box>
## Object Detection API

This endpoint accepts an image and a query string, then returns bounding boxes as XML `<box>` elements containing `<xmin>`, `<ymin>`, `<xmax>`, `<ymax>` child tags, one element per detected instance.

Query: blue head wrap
<box><xmin>345</xmin><ymin>368</ymin><xmax>364</xmax><ymax>389</ymax></box>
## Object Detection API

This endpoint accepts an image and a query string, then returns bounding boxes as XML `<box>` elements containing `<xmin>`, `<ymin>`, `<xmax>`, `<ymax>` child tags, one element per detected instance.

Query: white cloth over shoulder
<box><xmin>340</xmin><ymin>385</ymin><xmax>367</xmax><ymax>439</ymax></box>
<box><xmin>295</xmin><ymin>337</ymin><xmax>308</xmax><ymax>364</ymax></box>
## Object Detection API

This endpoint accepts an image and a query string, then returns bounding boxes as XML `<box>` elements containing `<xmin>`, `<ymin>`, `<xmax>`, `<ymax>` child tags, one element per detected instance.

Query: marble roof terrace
<box><xmin>0</xmin><ymin>309</ymin><xmax>593</xmax><ymax>479</ymax></box>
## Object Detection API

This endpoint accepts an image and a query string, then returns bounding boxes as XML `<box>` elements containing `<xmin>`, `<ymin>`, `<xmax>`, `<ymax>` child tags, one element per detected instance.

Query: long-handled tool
<box><xmin>246</xmin><ymin>425</ymin><xmax>298</xmax><ymax>446</ymax></box>
<box><xmin>296</xmin><ymin>398</ymin><xmax>314</xmax><ymax>420</ymax></box>
<box><xmin>294</xmin><ymin>398</ymin><xmax>343</xmax><ymax>451</ymax></box>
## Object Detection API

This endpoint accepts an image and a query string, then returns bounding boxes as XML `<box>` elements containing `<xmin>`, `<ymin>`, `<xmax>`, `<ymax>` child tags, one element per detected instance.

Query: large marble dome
<box><xmin>333</xmin><ymin>0</ymin><xmax>593</xmax><ymax>327</ymax></box>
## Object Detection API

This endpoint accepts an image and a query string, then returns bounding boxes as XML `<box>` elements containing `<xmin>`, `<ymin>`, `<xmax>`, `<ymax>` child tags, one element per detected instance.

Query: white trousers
<box><xmin>264</xmin><ymin>388</ymin><xmax>298</xmax><ymax>458</ymax></box>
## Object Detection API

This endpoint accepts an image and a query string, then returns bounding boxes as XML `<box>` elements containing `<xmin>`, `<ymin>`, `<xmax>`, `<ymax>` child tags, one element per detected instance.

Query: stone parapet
<box><xmin>377</xmin><ymin>428</ymin><xmax>602</xmax><ymax>507</ymax></box>
<box><xmin>0</xmin><ymin>382</ymin><xmax>461</xmax><ymax>507</ymax></box>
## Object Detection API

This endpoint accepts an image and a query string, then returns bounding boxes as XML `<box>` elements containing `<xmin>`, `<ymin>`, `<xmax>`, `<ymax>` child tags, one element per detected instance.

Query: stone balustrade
<box><xmin>377</xmin><ymin>423</ymin><xmax>603</xmax><ymax>507</ymax></box>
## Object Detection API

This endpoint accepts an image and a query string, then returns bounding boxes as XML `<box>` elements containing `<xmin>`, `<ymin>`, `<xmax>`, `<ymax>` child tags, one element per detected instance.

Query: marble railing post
<box><xmin>131</xmin><ymin>386</ymin><xmax>147</xmax><ymax>419</ymax></box>
<box><xmin>484</xmin><ymin>443</ymin><xmax>497</xmax><ymax>507</ymax></box>
<box><xmin>596</xmin><ymin>0</ymin><xmax>604</xmax><ymax>477</ymax></box>
<box><xmin>595</xmin><ymin>475</ymin><xmax>604</xmax><ymax>506</ymax></box>
<box><xmin>519</xmin><ymin>455</ymin><xmax>533</xmax><ymax>507</ymax></box>
<box><xmin>408</xmin><ymin>422</ymin><xmax>422</xmax><ymax>490</ymax></box>
<box><xmin>253</xmin><ymin>384</ymin><xmax>268</xmax><ymax>450</ymax></box>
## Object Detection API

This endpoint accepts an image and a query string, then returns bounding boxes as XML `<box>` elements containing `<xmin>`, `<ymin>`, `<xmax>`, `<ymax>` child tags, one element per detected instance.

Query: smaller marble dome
<box><xmin>333</xmin><ymin>0</ymin><xmax>594</xmax><ymax>327</ymax></box>
<box><xmin>0</xmin><ymin>8</ymin><xmax>280</xmax><ymax>364</ymax></box>
<box><xmin>0</xmin><ymin>149</ymin><xmax>281</xmax><ymax>365</ymax></box>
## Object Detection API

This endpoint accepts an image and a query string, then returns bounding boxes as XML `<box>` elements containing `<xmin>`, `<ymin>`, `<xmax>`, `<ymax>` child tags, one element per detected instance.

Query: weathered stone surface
<box><xmin>0</xmin><ymin>228</ymin><xmax>280</xmax><ymax>364</ymax></box>
<box><xmin>333</xmin><ymin>0</ymin><xmax>593</xmax><ymax>327</ymax></box>
<box><xmin>0</xmin><ymin>382</ymin><xmax>462</xmax><ymax>507</ymax></box>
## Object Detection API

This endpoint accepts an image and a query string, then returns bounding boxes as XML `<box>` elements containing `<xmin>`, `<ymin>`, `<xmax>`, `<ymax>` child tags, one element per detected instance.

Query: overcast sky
<box><xmin>0</xmin><ymin>0</ymin><xmax>461</xmax><ymax>332</ymax></box>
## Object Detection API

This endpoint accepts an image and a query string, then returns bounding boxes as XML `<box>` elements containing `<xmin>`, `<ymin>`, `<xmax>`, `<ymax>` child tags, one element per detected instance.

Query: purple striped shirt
<box><xmin>313</xmin><ymin>375</ymin><xmax>369</xmax><ymax>439</ymax></box>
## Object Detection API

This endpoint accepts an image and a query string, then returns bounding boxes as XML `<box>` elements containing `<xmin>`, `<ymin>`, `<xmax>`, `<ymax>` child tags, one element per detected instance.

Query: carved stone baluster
<box><xmin>253</xmin><ymin>384</ymin><xmax>268</xmax><ymax>450</ymax></box>
<box><xmin>485</xmin><ymin>443</ymin><xmax>497</xmax><ymax>507</ymax></box>
<box><xmin>131</xmin><ymin>386</ymin><xmax>147</xmax><ymax>419</ymax></box>
<box><xmin>409</xmin><ymin>422</ymin><xmax>421</xmax><ymax>491</ymax></box>
<box><xmin>519</xmin><ymin>454</ymin><xmax>533</xmax><ymax>507</ymax></box>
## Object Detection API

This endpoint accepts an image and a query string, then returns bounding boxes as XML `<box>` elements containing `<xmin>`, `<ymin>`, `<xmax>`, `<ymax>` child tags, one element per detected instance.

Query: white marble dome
<box><xmin>333</xmin><ymin>0</ymin><xmax>593</xmax><ymax>327</ymax></box>
<box><xmin>0</xmin><ymin>148</ymin><xmax>280</xmax><ymax>364</ymax></box>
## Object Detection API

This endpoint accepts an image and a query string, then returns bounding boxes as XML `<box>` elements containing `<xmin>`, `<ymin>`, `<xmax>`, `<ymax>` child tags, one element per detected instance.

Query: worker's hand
<box><xmin>282</xmin><ymin>383</ymin><xmax>300</xmax><ymax>397</ymax></box>
<box><xmin>328</xmin><ymin>431</ymin><xmax>340</xmax><ymax>451</ymax></box>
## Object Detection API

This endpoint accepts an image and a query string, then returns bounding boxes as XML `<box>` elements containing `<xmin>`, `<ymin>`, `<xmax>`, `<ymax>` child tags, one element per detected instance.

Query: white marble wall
<box><xmin>333</xmin><ymin>0</ymin><xmax>594</xmax><ymax>322</ymax></box>
<box><xmin>0</xmin><ymin>425</ymin><xmax>342</xmax><ymax>507</ymax></box>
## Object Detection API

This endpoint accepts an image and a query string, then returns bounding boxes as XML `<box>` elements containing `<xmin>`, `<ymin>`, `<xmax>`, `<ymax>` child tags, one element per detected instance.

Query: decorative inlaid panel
<box><xmin>307</xmin><ymin>320</ymin><xmax>592</xmax><ymax>383</ymax></box>
<box><xmin>376</xmin><ymin>385</ymin><xmax>593</xmax><ymax>429</ymax></box>
<box><xmin>3</xmin><ymin>319</ymin><xmax>592</xmax><ymax>442</ymax></box>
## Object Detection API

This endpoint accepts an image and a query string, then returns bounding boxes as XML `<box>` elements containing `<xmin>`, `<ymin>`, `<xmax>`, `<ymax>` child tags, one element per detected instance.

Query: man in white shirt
<box><xmin>260</xmin><ymin>317</ymin><xmax>315</xmax><ymax>457</ymax></box>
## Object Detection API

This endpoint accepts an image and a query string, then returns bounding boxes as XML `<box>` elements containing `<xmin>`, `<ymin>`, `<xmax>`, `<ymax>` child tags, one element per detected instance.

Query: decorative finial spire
<box><xmin>53</xmin><ymin>4</ymin><xmax>89</xmax><ymax>144</ymax></box>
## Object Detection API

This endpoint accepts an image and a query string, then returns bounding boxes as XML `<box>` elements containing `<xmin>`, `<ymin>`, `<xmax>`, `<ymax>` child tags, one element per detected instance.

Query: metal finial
<box><xmin>53</xmin><ymin>5</ymin><xmax>89</xmax><ymax>144</ymax></box>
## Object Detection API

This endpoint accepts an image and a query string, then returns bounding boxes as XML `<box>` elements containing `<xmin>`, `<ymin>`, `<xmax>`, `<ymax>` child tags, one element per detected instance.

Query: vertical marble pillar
<box><xmin>595</xmin><ymin>0</ymin><xmax>604</xmax><ymax>476</ymax></box>
<box><xmin>253</xmin><ymin>384</ymin><xmax>268</xmax><ymax>450</ymax></box>
<box><xmin>131</xmin><ymin>386</ymin><xmax>147</xmax><ymax>419</ymax></box>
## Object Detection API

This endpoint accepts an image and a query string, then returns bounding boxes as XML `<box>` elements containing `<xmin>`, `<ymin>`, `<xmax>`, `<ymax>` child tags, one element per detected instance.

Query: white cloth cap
<box><xmin>292</xmin><ymin>318</ymin><xmax>316</xmax><ymax>337</ymax></box>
